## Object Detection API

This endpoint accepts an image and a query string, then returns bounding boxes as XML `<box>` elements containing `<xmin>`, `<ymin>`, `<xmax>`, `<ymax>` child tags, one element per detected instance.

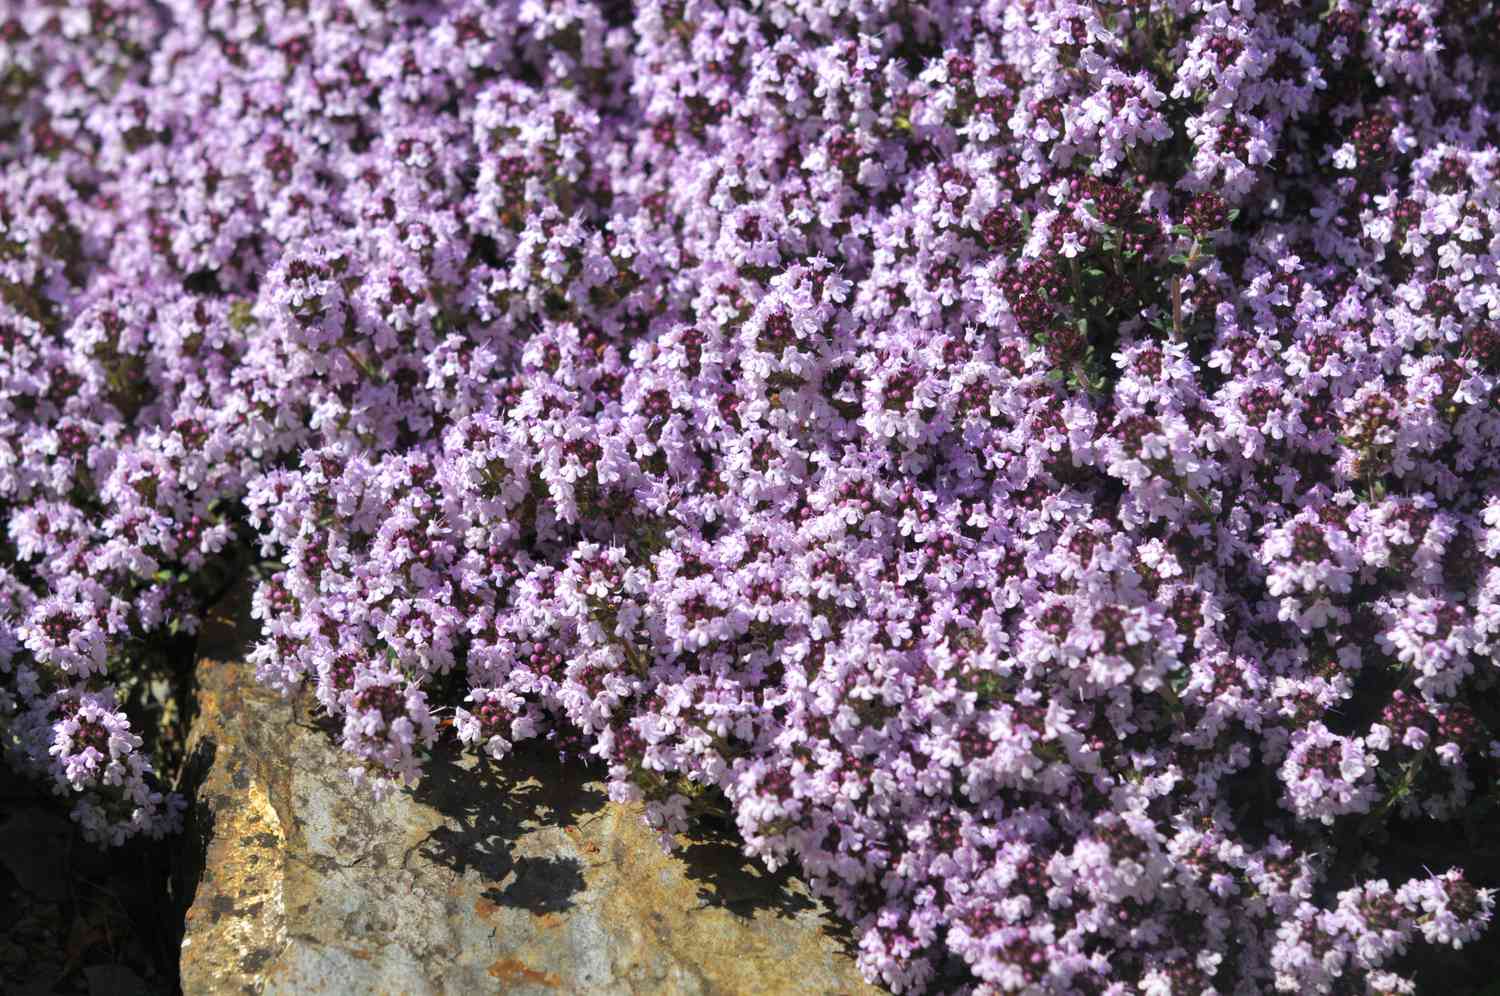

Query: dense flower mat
<box><xmin>2</xmin><ymin>0</ymin><xmax>1498</xmax><ymax>992</ymax></box>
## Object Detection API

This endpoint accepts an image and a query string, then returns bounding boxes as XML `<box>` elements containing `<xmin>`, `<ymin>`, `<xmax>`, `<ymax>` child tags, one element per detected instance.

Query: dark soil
<box><xmin>0</xmin><ymin>763</ymin><xmax>187</xmax><ymax>996</ymax></box>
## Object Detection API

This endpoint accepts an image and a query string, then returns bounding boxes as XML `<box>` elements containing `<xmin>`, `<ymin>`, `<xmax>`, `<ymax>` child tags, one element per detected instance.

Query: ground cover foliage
<box><xmin>2</xmin><ymin>0</ymin><xmax>1499</xmax><ymax>992</ymax></box>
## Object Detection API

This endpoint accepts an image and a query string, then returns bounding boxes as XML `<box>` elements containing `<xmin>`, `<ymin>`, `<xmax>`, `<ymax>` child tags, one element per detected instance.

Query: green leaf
<box><xmin>227</xmin><ymin>299</ymin><xmax>255</xmax><ymax>332</ymax></box>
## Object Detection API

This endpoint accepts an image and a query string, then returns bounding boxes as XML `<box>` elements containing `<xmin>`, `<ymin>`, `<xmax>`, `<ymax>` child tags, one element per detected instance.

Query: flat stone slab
<box><xmin>177</xmin><ymin>598</ymin><xmax>879</xmax><ymax>995</ymax></box>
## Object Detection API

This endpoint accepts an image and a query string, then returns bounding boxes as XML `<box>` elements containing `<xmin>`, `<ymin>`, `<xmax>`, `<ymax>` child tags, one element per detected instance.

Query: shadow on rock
<box><xmin>677</xmin><ymin>834</ymin><xmax>815</xmax><ymax>919</ymax></box>
<box><xmin>487</xmin><ymin>855</ymin><xmax>588</xmax><ymax>914</ymax></box>
<box><xmin>170</xmin><ymin>735</ymin><xmax>219</xmax><ymax>922</ymax></box>
<box><xmin>674</xmin><ymin>820</ymin><xmax>862</xmax><ymax>960</ymax></box>
<box><xmin>409</xmin><ymin>740</ymin><xmax>604</xmax><ymax>915</ymax></box>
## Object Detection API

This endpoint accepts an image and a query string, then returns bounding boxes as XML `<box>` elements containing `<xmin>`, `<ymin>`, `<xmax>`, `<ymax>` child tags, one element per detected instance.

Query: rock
<box><xmin>177</xmin><ymin>595</ymin><xmax>881</xmax><ymax>996</ymax></box>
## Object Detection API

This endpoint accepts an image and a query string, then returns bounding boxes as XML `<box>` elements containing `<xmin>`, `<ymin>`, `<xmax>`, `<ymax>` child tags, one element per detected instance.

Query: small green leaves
<box><xmin>228</xmin><ymin>299</ymin><xmax>255</xmax><ymax>331</ymax></box>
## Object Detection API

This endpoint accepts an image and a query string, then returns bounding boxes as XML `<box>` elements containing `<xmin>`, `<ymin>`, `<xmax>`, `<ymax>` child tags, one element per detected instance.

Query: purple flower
<box><xmin>2</xmin><ymin>0</ymin><xmax>1498</xmax><ymax>989</ymax></box>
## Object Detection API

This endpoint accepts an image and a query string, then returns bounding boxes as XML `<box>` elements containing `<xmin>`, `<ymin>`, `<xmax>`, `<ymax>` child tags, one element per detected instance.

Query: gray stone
<box><xmin>177</xmin><ymin>595</ymin><xmax>880</xmax><ymax>996</ymax></box>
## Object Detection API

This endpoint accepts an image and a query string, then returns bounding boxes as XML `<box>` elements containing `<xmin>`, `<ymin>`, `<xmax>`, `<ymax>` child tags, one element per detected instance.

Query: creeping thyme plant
<box><xmin>3</xmin><ymin>0</ymin><xmax>1500</xmax><ymax>991</ymax></box>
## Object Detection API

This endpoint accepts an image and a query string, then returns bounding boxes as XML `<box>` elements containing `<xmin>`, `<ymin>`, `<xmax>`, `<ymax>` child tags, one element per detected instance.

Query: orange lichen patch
<box><xmin>561</xmin><ymin>824</ymin><xmax>600</xmax><ymax>854</ymax></box>
<box><xmin>474</xmin><ymin>895</ymin><xmax>501</xmax><ymax>919</ymax></box>
<box><xmin>535</xmin><ymin>912</ymin><xmax>564</xmax><ymax>930</ymax></box>
<box><xmin>487</xmin><ymin>957</ymin><xmax>560</xmax><ymax>987</ymax></box>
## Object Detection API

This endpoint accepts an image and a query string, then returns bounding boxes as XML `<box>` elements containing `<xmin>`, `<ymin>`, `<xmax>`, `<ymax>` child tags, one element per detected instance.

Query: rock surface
<box><xmin>177</xmin><ymin>596</ymin><xmax>880</xmax><ymax>996</ymax></box>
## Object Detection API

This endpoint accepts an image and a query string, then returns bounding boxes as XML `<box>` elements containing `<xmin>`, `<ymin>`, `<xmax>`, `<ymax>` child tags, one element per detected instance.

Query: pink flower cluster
<box><xmin>2</xmin><ymin>0</ymin><xmax>1498</xmax><ymax>991</ymax></box>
